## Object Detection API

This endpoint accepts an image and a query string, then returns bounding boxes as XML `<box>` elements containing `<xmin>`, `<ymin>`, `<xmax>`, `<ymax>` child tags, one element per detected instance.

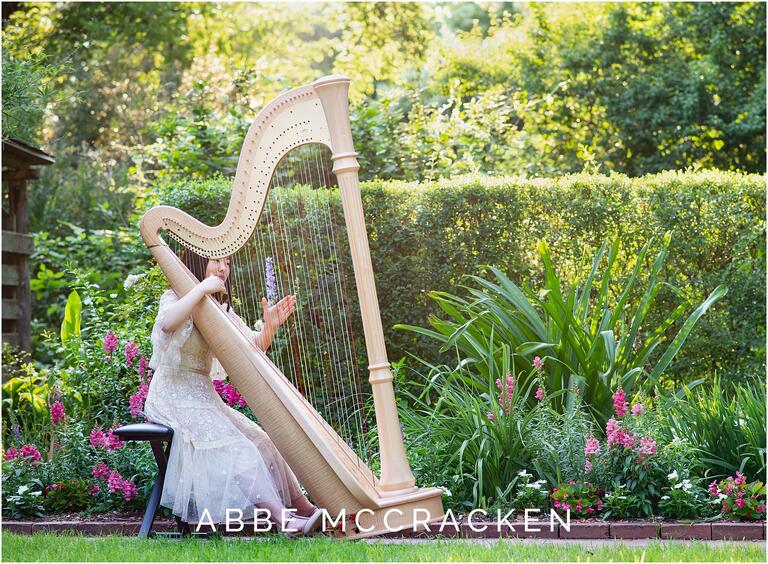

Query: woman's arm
<box><xmin>160</xmin><ymin>276</ymin><xmax>226</xmax><ymax>333</ymax></box>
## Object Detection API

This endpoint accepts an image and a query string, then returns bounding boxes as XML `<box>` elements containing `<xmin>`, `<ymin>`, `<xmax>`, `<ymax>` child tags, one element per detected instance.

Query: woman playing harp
<box><xmin>143</xmin><ymin>249</ymin><xmax>324</xmax><ymax>536</ymax></box>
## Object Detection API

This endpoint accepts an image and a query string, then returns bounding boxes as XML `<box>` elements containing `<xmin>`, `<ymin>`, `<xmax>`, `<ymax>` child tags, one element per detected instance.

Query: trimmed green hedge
<box><xmin>152</xmin><ymin>169</ymin><xmax>765</xmax><ymax>383</ymax></box>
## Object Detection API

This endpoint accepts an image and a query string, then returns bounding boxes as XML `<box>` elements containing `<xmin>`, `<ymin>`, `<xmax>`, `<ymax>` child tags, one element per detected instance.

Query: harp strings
<box><xmin>227</xmin><ymin>144</ymin><xmax>373</xmax><ymax>468</ymax></box>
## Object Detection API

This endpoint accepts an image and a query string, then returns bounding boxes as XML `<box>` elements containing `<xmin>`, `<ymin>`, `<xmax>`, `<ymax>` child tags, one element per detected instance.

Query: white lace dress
<box><xmin>143</xmin><ymin>289</ymin><xmax>304</xmax><ymax>524</ymax></box>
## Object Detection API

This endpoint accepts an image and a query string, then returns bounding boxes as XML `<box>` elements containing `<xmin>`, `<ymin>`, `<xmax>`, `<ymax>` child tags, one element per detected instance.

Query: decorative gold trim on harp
<box><xmin>140</xmin><ymin>75</ymin><xmax>444</xmax><ymax>537</ymax></box>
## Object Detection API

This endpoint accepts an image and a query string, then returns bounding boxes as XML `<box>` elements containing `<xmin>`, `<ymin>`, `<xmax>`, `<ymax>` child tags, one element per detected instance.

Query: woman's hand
<box><xmin>199</xmin><ymin>274</ymin><xmax>227</xmax><ymax>296</ymax></box>
<box><xmin>261</xmin><ymin>295</ymin><xmax>296</xmax><ymax>331</ymax></box>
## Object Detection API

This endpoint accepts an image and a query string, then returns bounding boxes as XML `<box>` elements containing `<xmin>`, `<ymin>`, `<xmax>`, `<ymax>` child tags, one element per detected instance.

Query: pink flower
<box><xmin>138</xmin><ymin>356</ymin><xmax>149</xmax><ymax>377</ymax></box>
<box><xmin>121</xmin><ymin>479</ymin><xmax>138</xmax><ymax>501</ymax></box>
<box><xmin>105</xmin><ymin>429</ymin><xmax>125</xmax><ymax>451</ymax></box>
<box><xmin>533</xmin><ymin>356</ymin><xmax>544</xmax><ymax>369</ymax></box>
<box><xmin>125</xmin><ymin>341</ymin><xmax>140</xmax><ymax>367</ymax></box>
<box><xmin>4</xmin><ymin>447</ymin><xmax>19</xmax><ymax>461</ymax></box>
<box><xmin>584</xmin><ymin>437</ymin><xmax>601</xmax><ymax>457</ymax></box>
<box><xmin>19</xmin><ymin>444</ymin><xmax>42</xmax><ymax>464</ymax></box>
<box><xmin>88</xmin><ymin>483</ymin><xmax>100</xmax><ymax>496</ymax></box>
<box><xmin>486</xmin><ymin>412</ymin><xmax>494</xmax><ymax>421</ymax></box>
<box><xmin>735</xmin><ymin>497</ymin><xmax>745</xmax><ymax>509</ymax></box>
<box><xmin>90</xmin><ymin>428</ymin><xmax>106</xmax><ymax>448</ymax></box>
<box><xmin>586</xmin><ymin>506</ymin><xmax>594</xmax><ymax>513</ymax></box>
<box><xmin>631</xmin><ymin>403</ymin><xmax>644</xmax><ymax>416</ymax></box>
<box><xmin>104</xmin><ymin>331</ymin><xmax>118</xmax><ymax>354</ymax></box>
<box><xmin>562</xmin><ymin>503</ymin><xmax>571</xmax><ymax>511</ymax></box>
<box><xmin>613</xmin><ymin>389</ymin><xmax>628</xmax><ymax>417</ymax></box>
<box><xmin>757</xmin><ymin>505</ymin><xmax>765</xmax><ymax>514</ymax></box>
<box><xmin>709</xmin><ymin>480</ymin><xmax>719</xmax><ymax>496</ymax></box>
<box><xmin>735</xmin><ymin>472</ymin><xmax>746</xmax><ymax>486</ymax></box>
<box><xmin>638</xmin><ymin>436</ymin><xmax>657</xmax><ymax>457</ymax></box>
<box><xmin>569</xmin><ymin>480</ymin><xmax>576</xmax><ymax>485</ymax></box>
<box><xmin>576</xmin><ymin>502</ymin><xmax>583</xmax><ymax>511</ymax></box>
<box><xmin>129</xmin><ymin>382</ymin><xmax>150</xmax><ymax>419</ymax></box>
<box><xmin>92</xmin><ymin>463</ymin><xmax>111</xmax><ymax>481</ymax></box>
<box><xmin>108</xmin><ymin>470</ymin><xmax>124</xmax><ymax>493</ymax></box>
<box><xmin>50</xmin><ymin>401</ymin><xmax>66</xmax><ymax>426</ymax></box>
<box><xmin>596</xmin><ymin>499</ymin><xmax>603</xmax><ymax>510</ymax></box>
<box><xmin>535</xmin><ymin>388</ymin><xmax>544</xmax><ymax>401</ymax></box>
<box><xmin>584</xmin><ymin>460</ymin><xmax>592</xmax><ymax>472</ymax></box>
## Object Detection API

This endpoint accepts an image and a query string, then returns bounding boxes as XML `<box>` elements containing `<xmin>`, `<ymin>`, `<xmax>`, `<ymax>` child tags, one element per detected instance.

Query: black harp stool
<box><xmin>114</xmin><ymin>422</ymin><xmax>192</xmax><ymax>538</ymax></box>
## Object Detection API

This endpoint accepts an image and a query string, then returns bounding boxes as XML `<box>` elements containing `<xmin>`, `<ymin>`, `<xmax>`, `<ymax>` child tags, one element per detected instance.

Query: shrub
<box><xmin>138</xmin><ymin>170</ymin><xmax>764</xmax><ymax>384</ymax></box>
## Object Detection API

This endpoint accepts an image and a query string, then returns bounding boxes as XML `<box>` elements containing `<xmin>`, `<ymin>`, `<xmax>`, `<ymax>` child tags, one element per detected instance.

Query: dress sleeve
<box><xmin>148</xmin><ymin>290</ymin><xmax>194</xmax><ymax>371</ymax></box>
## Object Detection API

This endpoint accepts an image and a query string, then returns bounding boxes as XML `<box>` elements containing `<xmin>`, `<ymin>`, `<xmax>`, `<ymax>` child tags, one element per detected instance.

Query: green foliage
<box><xmin>60</xmin><ymin>290</ymin><xmax>82</xmax><ymax>344</ymax></box>
<box><xmin>397</xmin><ymin>354</ymin><xmax>537</xmax><ymax>510</ymax></box>
<box><xmin>657</xmin><ymin>377</ymin><xmax>767</xmax><ymax>480</ymax></box>
<box><xmin>42</xmin><ymin>478</ymin><xmax>91</xmax><ymax>514</ymax></box>
<box><xmin>4</xmin><ymin>3</ymin><xmax>764</xmax><ymax>231</ymax></box>
<box><xmin>398</xmin><ymin>235</ymin><xmax>726</xmax><ymax>428</ymax></box>
<box><xmin>0</xmin><ymin>49</ymin><xmax>65</xmax><ymax>145</ymax></box>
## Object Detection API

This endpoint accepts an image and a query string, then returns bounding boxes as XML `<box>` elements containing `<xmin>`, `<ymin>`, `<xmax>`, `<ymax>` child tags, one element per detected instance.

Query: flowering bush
<box><xmin>551</xmin><ymin>481</ymin><xmax>602</xmax><ymax>518</ymax></box>
<box><xmin>511</xmin><ymin>470</ymin><xmax>549</xmax><ymax>514</ymax></box>
<box><xmin>657</xmin><ymin>471</ymin><xmax>713</xmax><ymax>519</ymax></box>
<box><xmin>709</xmin><ymin>473</ymin><xmax>766</xmax><ymax>521</ymax></box>
<box><xmin>584</xmin><ymin>388</ymin><xmax>702</xmax><ymax>517</ymax></box>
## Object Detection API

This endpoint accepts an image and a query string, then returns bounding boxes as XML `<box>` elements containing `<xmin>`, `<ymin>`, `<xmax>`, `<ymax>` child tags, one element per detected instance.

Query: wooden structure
<box><xmin>2</xmin><ymin>139</ymin><xmax>54</xmax><ymax>351</ymax></box>
<box><xmin>140</xmin><ymin>75</ymin><xmax>444</xmax><ymax>537</ymax></box>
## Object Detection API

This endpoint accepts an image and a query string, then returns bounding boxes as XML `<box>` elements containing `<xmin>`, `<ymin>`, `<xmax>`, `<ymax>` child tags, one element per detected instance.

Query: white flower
<box><xmin>254</xmin><ymin>319</ymin><xmax>264</xmax><ymax>332</ymax></box>
<box><xmin>718</xmin><ymin>493</ymin><xmax>728</xmax><ymax>501</ymax></box>
<box><xmin>661</xmin><ymin>495</ymin><xmax>670</xmax><ymax>500</ymax></box>
<box><xmin>518</xmin><ymin>469</ymin><xmax>532</xmax><ymax>477</ymax></box>
<box><xmin>17</xmin><ymin>485</ymin><xmax>29</xmax><ymax>495</ymax></box>
<box><xmin>667</xmin><ymin>470</ymin><xmax>679</xmax><ymax>481</ymax></box>
<box><xmin>681</xmin><ymin>479</ymin><xmax>692</xmax><ymax>491</ymax></box>
<box><xmin>123</xmin><ymin>273</ymin><xmax>146</xmax><ymax>290</ymax></box>
<box><xmin>618</xmin><ymin>495</ymin><xmax>627</xmax><ymax>500</ymax></box>
<box><xmin>438</xmin><ymin>486</ymin><xmax>452</xmax><ymax>497</ymax></box>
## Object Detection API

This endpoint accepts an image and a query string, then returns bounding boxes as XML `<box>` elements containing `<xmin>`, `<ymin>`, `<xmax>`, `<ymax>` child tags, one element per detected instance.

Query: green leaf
<box><xmin>60</xmin><ymin>290</ymin><xmax>82</xmax><ymax>344</ymax></box>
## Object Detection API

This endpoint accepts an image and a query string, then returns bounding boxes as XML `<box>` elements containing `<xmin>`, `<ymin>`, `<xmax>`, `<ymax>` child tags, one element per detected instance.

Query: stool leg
<box><xmin>140</xmin><ymin>439</ymin><xmax>171</xmax><ymax>538</ymax></box>
<box><xmin>139</xmin><ymin>472</ymin><xmax>164</xmax><ymax>538</ymax></box>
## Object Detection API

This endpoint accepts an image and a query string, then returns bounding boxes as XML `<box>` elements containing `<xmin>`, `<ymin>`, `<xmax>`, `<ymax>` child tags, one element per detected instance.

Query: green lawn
<box><xmin>2</xmin><ymin>532</ymin><xmax>765</xmax><ymax>562</ymax></box>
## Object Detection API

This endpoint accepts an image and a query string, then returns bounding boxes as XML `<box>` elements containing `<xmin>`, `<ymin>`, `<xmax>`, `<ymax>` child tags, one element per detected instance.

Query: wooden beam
<box><xmin>1</xmin><ymin>231</ymin><xmax>33</xmax><ymax>255</ymax></box>
<box><xmin>2</xmin><ymin>265</ymin><xmax>19</xmax><ymax>286</ymax></box>
<box><xmin>2</xmin><ymin>299</ymin><xmax>19</xmax><ymax>320</ymax></box>
<box><xmin>3</xmin><ymin>169</ymin><xmax>39</xmax><ymax>181</ymax></box>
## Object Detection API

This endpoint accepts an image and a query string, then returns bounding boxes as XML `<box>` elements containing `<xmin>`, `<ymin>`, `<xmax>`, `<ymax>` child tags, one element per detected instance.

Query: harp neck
<box><xmin>140</xmin><ymin>76</ymin><xmax>357</xmax><ymax>257</ymax></box>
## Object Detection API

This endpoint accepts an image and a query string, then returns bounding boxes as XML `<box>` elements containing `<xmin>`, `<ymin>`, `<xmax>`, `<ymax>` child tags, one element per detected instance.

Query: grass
<box><xmin>2</xmin><ymin>532</ymin><xmax>765</xmax><ymax>562</ymax></box>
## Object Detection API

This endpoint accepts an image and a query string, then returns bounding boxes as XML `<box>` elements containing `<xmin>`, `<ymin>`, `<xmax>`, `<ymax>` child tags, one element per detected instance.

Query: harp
<box><xmin>140</xmin><ymin>75</ymin><xmax>444</xmax><ymax>537</ymax></box>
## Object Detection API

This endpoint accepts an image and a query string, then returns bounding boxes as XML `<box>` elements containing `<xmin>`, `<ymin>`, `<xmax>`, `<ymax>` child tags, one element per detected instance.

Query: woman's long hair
<box><xmin>179</xmin><ymin>248</ymin><xmax>232</xmax><ymax>311</ymax></box>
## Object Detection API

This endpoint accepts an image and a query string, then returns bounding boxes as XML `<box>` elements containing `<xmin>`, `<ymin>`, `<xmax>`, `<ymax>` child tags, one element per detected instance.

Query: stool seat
<box><xmin>115</xmin><ymin>422</ymin><xmax>174</xmax><ymax>442</ymax></box>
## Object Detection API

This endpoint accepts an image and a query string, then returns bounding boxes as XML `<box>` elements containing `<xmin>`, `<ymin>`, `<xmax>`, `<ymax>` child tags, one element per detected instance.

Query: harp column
<box><xmin>314</xmin><ymin>75</ymin><xmax>417</xmax><ymax>496</ymax></box>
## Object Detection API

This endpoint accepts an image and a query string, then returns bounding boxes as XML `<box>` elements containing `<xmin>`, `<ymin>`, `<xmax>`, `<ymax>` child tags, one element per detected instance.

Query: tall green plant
<box><xmin>397</xmin><ymin>236</ymin><xmax>727</xmax><ymax>429</ymax></box>
<box><xmin>657</xmin><ymin>377</ymin><xmax>766</xmax><ymax>480</ymax></box>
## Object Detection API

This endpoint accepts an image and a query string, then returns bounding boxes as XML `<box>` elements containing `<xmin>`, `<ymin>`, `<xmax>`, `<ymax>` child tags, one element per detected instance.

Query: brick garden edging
<box><xmin>2</xmin><ymin>518</ymin><xmax>765</xmax><ymax>540</ymax></box>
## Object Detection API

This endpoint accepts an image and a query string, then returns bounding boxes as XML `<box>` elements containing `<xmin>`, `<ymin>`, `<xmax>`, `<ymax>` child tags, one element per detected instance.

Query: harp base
<box><xmin>330</xmin><ymin>486</ymin><xmax>446</xmax><ymax>540</ymax></box>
